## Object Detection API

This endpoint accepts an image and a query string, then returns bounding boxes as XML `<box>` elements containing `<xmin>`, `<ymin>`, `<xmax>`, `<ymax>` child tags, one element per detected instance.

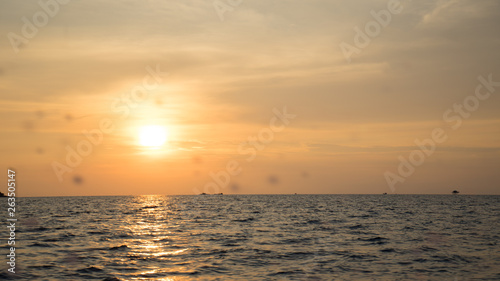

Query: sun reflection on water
<box><xmin>123</xmin><ymin>195</ymin><xmax>190</xmax><ymax>280</ymax></box>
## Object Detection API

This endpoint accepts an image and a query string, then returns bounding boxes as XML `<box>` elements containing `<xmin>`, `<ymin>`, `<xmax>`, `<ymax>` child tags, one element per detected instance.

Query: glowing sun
<box><xmin>138</xmin><ymin>125</ymin><xmax>167</xmax><ymax>147</ymax></box>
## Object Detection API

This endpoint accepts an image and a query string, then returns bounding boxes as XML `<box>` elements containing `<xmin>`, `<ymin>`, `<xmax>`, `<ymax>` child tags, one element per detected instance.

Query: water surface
<box><xmin>1</xmin><ymin>195</ymin><xmax>499</xmax><ymax>280</ymax></box>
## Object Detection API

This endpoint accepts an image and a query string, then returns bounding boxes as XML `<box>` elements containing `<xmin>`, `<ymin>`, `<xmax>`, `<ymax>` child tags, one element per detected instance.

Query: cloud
<box><xmin>418</xmin><ymin>0</ymin><xmax>499</xmax><ymax>27</ymax></box>
<box><xmin>1</xmin><ymin>0</ymin><xmax>499</xmax><ymax>195</ymax></box>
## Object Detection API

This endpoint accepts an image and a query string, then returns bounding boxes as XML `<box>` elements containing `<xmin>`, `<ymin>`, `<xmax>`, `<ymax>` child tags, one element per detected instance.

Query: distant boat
<box><xmin>383</xmin><ymin>192</ymin><xmax>387</xmax><ymax>195</ymax></box>
<box><xmin>452</xmin><ymin>190</ymin><xmax>459</xmax><ymax>194</ymax></box>
<box><xmin>199</xmin><ymin>192</ymin><xmax>223</xmax><ymax>195</ymax></box>
<box><xmin>0</xmin><ymin>192</ymin><xmax>6</xmax><ymax>197</ymax></box>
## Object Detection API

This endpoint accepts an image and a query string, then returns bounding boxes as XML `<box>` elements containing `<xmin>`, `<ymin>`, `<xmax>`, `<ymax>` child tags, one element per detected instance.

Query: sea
<box><xmin>1</xmin><ymin>195</ymin><xmax>499</xmax><ymax>280</ymax></box>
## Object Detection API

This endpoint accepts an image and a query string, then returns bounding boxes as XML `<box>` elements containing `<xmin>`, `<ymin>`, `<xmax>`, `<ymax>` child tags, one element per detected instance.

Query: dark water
<box><xmin>1</xmin><ymin>195</ymin><xmax>499</xmax><ymax>280</ymax></box>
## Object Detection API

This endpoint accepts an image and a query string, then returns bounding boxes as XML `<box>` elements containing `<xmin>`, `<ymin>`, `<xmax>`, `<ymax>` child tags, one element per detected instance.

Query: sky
<box><xmin>1</xmin><ymin>0</ymin><xmax>499</xmax><ymax>196</ymax></box>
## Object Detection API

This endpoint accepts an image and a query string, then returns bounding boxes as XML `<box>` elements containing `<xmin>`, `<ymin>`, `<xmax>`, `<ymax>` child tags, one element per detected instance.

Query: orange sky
<box><xmin>1</xmin><ymin>0</ymin><xmax>499</xmax><ymax>196</ymax></box>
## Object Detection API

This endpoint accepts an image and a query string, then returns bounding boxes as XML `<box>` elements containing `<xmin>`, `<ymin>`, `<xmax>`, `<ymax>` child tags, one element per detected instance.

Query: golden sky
<box><xmin>1</xmin><ymin>0</ymin><xmax>499</xmax><ymax>196</ymax></box>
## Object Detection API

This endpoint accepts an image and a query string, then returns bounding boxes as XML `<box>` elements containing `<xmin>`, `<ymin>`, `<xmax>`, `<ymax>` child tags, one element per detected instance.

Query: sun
<box><xmin>138</xmin><ymin>125</ymin><xmax>167</xmax><ymax>147</ymax></box>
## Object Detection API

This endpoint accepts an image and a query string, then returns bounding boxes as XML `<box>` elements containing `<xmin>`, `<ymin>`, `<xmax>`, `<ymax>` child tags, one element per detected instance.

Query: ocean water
<box><xmin>1</xmin><ymin>194</ymin><xmax>499</xmax><ymax>280</ymax></box>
